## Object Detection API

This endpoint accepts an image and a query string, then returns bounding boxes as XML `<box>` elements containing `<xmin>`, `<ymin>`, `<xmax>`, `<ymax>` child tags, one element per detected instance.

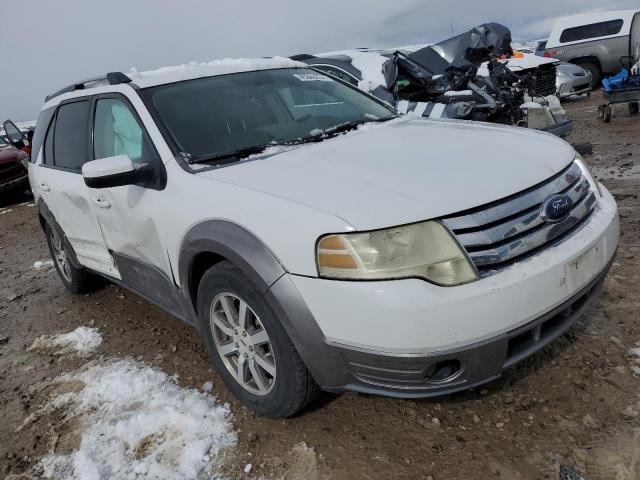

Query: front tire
<box><xmin>197</xmin><ymin>261</ymin><xmax>319</xmax><ymax>417</ymax></box>
<box><xmin>45</xmin><ymin>225</ymin><xmax>101</xmax><ymax>294</ymax></box>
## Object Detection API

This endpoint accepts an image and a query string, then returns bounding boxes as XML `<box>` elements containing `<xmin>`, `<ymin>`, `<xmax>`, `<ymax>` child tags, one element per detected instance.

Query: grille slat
<box><xmin>442</xmin><ymin>161</ymin><xmax>597</xmax><ymax>274</ymax></box>
<box><xmin>442</xmin><ymin>162</ymin><xmax>582</xmax><ymax>231</ymax></box>
<box><xmin>454</xmin><ymin>177</ymin><xmax>591</xmax><ymax>248</ymax></box>
<box><xmin>467</xmin><ymin>192</ymin><xmax>596</xmax><ymax>267</ymax></box>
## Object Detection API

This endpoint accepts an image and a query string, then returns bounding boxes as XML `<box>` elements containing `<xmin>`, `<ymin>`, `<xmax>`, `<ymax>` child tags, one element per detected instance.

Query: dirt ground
<box><xmin>1</xmin><ymin>92</ymin><xmax>639</xmax><ymax>480</ymax></box>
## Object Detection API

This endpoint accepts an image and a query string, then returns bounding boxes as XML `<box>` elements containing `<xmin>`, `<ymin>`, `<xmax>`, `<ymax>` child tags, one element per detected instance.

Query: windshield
<box><xmin>142</xmin><ymin>68</ymin><xmax>395</xmax><ymax>164</ymax></box>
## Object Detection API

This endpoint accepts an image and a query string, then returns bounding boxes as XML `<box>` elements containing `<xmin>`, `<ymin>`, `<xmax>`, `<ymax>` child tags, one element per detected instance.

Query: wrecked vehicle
<box><xmin>32</xmin><ymin>58</ymin><xmax>617</xmax><ymax>417</ymax></box>
<box><xmin>0</xmin><ymin>136</ymin><xmax>29</xmax><ymax>193</ymax></box>
<box><xmin>0</xmin><ymin>120</ymin><xmax>32</xmax><ymax>193</ymax></box>
<box><xmin>294</xmin><ymin>23</ymin><xmax>572</xmax><ymax>136</ymax></box>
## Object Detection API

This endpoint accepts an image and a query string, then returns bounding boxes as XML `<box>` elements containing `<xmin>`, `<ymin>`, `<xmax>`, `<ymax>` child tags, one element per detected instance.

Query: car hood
<box><xmin>556</xmin><ymin>62</ymin><xmax>589</xmax><ymax>76</ymax></box>
<box><xmin>202</xmin><ymin>118</ymin><xmax>576</xmax><ymax>230</ymax></box>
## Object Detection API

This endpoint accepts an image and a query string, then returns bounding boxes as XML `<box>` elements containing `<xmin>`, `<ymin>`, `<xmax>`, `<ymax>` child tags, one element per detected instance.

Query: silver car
<box><xmin>556</xmin><ymin>62</ymin><xmax>593</xmax><ymax>98</ymax></box>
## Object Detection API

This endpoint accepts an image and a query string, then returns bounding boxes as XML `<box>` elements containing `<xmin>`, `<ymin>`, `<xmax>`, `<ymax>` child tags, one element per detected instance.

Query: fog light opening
<box><xmin>424</xmin><ymin>360</ymin><xmax>462</xmax><ymax>383</ymax></box>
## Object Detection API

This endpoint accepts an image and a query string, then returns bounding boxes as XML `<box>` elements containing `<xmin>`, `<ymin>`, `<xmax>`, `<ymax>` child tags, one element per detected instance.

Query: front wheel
<box><xmin>197</xmin><ymin>261</ymin><xmax>319</xmax><ymax>417</ymax></box>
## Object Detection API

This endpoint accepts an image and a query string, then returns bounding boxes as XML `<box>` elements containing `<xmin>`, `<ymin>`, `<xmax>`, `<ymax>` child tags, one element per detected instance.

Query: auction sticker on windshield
<box><xmin>293</xmin><ymin>73</ymin><xmax>334</xmax><ymax>82</ymax></box>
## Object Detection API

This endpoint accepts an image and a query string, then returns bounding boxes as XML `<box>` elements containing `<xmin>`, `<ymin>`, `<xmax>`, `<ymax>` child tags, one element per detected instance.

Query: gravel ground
<box><xmin>1</xmin><ymin>92</ymin><xmax>639</xmax><ymax>479</ymax></box>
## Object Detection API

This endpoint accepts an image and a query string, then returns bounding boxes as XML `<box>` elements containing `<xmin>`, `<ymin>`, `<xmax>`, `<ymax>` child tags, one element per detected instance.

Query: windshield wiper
<box><xmin>290</xmin><ymin>116</ymin><xmax>398</xmax><ymax>145</ymax></box>
<box><xmin>188</xmin><ymin>143</ymin><xmax>276</xmax><ymax>165</ymax></box>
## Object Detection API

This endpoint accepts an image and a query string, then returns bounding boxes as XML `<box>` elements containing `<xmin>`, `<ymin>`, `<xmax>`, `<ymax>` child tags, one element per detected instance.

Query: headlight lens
<box><xmin>317</xmin><ymin>221</ymin><xmax>478</xmax><ymax>286</ymax></box>
<box><xmin>574</xmin><ymin>154</ymin><xmax>602</xmax><ymax>197</ymax></box>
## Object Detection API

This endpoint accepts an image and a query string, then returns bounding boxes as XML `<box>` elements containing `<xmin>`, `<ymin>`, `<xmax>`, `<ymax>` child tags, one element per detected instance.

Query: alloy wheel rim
<box><xmin>50</xmin><ymin>232</ymin><xmax>72</xmax><ymax>282</ymax></box>
<box><xmin>210</xmin><ymin>292</ymin><xmax>277</xmax><ymax>396</ymax></box>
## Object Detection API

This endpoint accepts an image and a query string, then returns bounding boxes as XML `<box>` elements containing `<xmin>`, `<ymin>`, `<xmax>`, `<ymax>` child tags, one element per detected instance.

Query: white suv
<box><xmin>29</xmin><ymin>57</ymin><xmax>619</xmax><ymax>417</ymax></box>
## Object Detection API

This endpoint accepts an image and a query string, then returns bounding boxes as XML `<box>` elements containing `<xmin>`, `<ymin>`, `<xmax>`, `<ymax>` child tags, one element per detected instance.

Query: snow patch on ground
<box><xmin>29</xmin><ymin>327</ymin><xmax>102</xmax><ymax>357</ymax></box>
<box><xmin>0</xmin><ymin>208</ymin><xmax>13</xmax><ymax>215</ymax></box>
<box><xmin>629</xmin><ymin>342</ymin><xmax>640</xmax><ymax>375</ymax></box>
<box><xmin>38</xmin><ymin>359</ymin><xmax>236</xmax><ymax>480</ymax></box>
<box><xmin>33</xmin><ymin>259</ymin><xmax>55</xmax><ymax>270</ymax></box>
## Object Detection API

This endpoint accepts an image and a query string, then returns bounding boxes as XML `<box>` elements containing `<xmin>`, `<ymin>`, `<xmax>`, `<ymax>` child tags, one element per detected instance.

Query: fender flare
<box><xmin>178</xmin><ymin>220</ymin><xmax>286</xmax><ymax>305</ymax></box>
<box><xmin>177</xmin><ymin>219</ymin><xmax>343</xmax><ymax>387</ymax></box>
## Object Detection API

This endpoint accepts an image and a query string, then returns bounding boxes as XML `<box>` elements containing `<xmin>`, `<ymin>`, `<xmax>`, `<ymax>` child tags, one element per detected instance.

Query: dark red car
<box><xmin>0</xmin><ymin>120</ymin><xmax>31</xmax><ymax>193</ymax></box>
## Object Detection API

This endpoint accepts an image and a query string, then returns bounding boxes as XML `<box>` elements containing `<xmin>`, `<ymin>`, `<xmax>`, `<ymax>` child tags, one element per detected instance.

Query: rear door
<box><xmin>37</xmin><ymin>99</ymin><xmax>119</xmax><ymax>277</ymax></box>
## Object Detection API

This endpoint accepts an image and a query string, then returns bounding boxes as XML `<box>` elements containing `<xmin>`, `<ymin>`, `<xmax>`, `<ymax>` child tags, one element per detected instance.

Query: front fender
<box><xmin>178</xmin><ymin>219</ymin><xmax>286</xmax><ymax>301</ymax></box>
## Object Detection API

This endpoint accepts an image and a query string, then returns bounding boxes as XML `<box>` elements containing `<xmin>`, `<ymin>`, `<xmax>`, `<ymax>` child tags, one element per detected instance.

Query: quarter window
<box><xmin>30</xmin><ymin>107</ymin><xmax>56</xmax><ymax>163</ymax></box>
<box><xmin>560</xmin><ymin>19</ymin><xmax>624</xmax><ymax>43</ymax></box>
<box><xmin>93</xmin><ymin>98</ymin><xmax>154</xmax><ymax>165</ymax></box>
<box><xmin>53</xmin><ymin>101</ymin><xmax>90</xmax><ymax>171</ymax></box>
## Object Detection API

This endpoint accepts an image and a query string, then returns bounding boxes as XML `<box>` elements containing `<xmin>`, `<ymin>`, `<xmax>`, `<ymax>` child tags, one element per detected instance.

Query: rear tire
<box><xmin>576</xmin><ymin>61</ymin><xmax>602</xmax><ymax>89</ymax></box>
<box><xmin>45</xmin><ymin>225</ymin><xmax>102</xmax><ymax>294</ymax></box>
<box><xmin>197</xmin><ymin>261</ymin><xmax>319</xmax><ymax>417</ymax></box>
<box><xmin>629</xmin><ymin>102</ymin><xmax>639</xmax><ymax>115</ymax></box>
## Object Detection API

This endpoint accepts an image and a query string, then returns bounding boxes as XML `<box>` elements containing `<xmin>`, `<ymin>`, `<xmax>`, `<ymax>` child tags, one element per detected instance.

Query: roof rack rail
<box><xmin>45</xmin><ymin>72</ymin><xmax>133</xmax><ymax>103</ymax></box>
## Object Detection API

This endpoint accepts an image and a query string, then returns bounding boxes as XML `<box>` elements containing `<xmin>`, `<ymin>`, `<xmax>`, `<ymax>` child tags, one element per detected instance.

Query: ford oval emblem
<box><xmin>542</xmin><ymin>194</ymin><xmax>573</xmax><ymax>223</ymax></box>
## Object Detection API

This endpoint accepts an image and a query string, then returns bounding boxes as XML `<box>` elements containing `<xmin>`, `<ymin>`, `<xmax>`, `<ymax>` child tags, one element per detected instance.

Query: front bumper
<box><xmin>322</xmin><ymin>262</ymin><xmax>609</xmax><ymax>397</ymax></box>
<box><xmin>272</xmin><ymin>185</ymin><xmax>618</xmax><ymax>396</ymax></box>
<box><xmin>557</xmin><ymin>75</ymin><xmax>593</xmax><ymax>98</ymax></box>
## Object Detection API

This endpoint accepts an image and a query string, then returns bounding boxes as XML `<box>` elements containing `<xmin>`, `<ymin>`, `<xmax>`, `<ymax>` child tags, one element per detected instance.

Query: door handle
<box><xmin>39</xmin><ymin>181</ymin><xmax>50</xmax><ymax>192</ymax></box>
<box><xmin>92</xmin><ymin>196</ymin><xmax>111</xmax><ymax>209</ymax></box>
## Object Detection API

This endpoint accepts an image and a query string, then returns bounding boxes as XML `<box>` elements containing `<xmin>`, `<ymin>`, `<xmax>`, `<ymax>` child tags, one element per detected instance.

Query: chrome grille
<box><xmin>442</xmin><ymin>162</ymin><xmax>597</xmax><ymax>274</ymax></box>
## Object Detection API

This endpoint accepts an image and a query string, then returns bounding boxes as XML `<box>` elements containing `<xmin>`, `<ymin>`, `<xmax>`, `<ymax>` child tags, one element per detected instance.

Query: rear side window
<box><xmin>30</xmin><ymin>107</ymin><xmax>56</xmax><ymax>163</ymax></box>
<box><xmin>560</xmin><ymin>19</ymin><xmax>624</xmax><ymax>43</ymax></box>
<box><xmin>53</xmin><ymin>101</ymin><xmax>90</xmax><ymax>171</ymax></box>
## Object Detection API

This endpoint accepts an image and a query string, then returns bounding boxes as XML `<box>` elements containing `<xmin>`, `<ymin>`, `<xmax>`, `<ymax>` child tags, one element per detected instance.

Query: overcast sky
<box><xmin>2</xmin><ymin>0</ymin><xmax>637</xmax><ymax>121</ymax></box>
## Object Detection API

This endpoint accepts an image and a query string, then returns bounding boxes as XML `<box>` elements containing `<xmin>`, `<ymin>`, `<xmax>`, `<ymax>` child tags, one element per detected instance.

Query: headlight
<box><xmin>316</xmin><ymin>221</ymin><xmax>478</xmax><ymax>286</ymax></box>
<box><xmin>574</xmin><ymin>154</ymin><xmax>602</xmax><ymax>197</ymax></box>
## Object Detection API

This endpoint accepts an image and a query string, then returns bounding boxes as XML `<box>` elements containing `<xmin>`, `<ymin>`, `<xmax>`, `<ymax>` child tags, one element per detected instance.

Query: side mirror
<box><xmin>2</xmin><ymin>119</ymin><xmax>25</xmax><ymax>149</ymax></box>
<box><xmin>82</xmin><ymin>155</ymin><xmax>154</xmax><ymax>189</ymax></box>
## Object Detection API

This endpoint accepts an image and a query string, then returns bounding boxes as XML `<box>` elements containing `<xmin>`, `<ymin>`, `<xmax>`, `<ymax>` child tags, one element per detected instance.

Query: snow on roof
<box><xmin>127</xmin><ymin>56</ymin><xmax>305</xmax><ymax>88</ymax></box>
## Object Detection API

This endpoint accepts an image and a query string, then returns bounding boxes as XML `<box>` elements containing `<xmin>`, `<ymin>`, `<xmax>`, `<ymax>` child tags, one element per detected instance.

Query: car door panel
<box><xmin>87</xmin><ymin>185</ymin><xmax>171</xmax><ymax>276</ymax></box>
<box><xmin>88</xmin><ymin>95</ymin><xmax>173</xmax><ymax>280</ymax></box>
<box><xmin>37</xmin><ymin>100</ymin><xmax>119</xmax><ymax>278</ymax></box>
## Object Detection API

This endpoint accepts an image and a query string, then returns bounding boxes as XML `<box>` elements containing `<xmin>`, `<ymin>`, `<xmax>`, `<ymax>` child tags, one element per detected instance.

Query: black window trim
<box><xmin>89</xmin><ymin>92</ymin><xmax>167</xmax><ymax>191</ymax></box>
<box><xmin>559</xmin><ymin>18</ymin><xmax>626</xmax><ymax>44</ymax></box>
<box><xmin>40</xmin><ymin>97</ymin><xmax>91</xmax><ymax>174</ymax></box>
<box><xmin>39</xmin><ymin>92</ymin><xmax>167</xmax><ymax>191</ymax></box>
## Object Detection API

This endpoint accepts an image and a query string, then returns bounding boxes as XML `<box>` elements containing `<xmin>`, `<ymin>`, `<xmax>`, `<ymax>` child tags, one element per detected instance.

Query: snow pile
<box><xmin>33</xmin><ymin>259</ymin><xmax>55</xmax><ymax>270</ymax></box>
<box><xmin>30</xmin><ymin>327</ymin><xmax>102</xmax><ymax>356</ymax></box>
<box><xmin>629</xmin><ymin>342</ymin><xmax>640</xmax><ymax>375</ymax></box>
<box><xmin>128</xmin><ymin>56</ymin><xmax>304</xmax><ymax>87</ymax></box>
<box><xmin>38</xmin><ymin>359</ymin><xmax>236</xmax><ymax>479</ymax></box>
<box><xmin>348</xmin><ymin>51</ymin><xmax>390</xmax><ymax>93</ymax></box>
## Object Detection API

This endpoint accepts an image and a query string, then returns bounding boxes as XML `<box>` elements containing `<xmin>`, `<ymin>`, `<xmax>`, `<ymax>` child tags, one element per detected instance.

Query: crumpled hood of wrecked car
<box><xmin>202</xmin><ymin>118</ymin><xmax>576</xmax><ymax>230</ymax></box>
